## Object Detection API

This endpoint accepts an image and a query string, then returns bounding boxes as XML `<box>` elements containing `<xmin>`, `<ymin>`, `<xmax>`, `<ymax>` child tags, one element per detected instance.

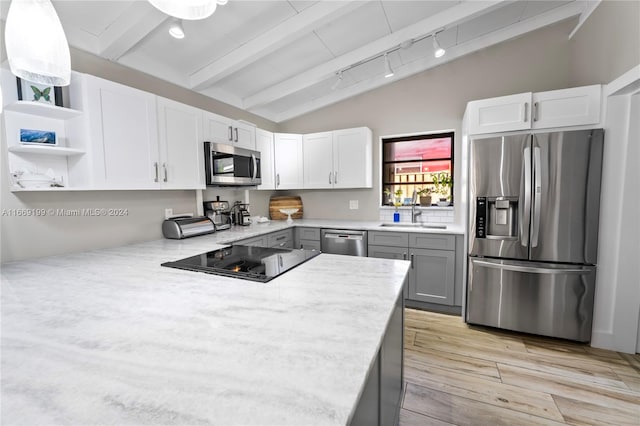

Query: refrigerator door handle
<box><xmin>532</xmin><ymin>147</ymin><xmax>542</xmax><ymax>247</ymax></box>
<box><xmin>472</xmin><ymin>259</ymin><xmax>588</xmax><ymax>275</ymax></box>
<box><xmin>521</xmin><ymin>146</ymin><xmax>531</xmax><ymax>247</ymax></box>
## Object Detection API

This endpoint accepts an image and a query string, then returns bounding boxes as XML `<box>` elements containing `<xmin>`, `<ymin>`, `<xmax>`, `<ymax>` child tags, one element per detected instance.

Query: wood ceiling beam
<box><xmin>98</xmin><ymin>2</ymin><xmax>168</xmax><ymax>61</ymax></box>
<box><xmin>242</xmin><ymin>0</ymin><xmax>508</xmax><ymax>111</ymax></box>
<box><xmin>188</xmin><ymin>1</ymin><xmax>367</xmax><ymax>91</ymax></box>
<box><xmin>269</xmin><ymin>1</ymin><xmax>585</xmax><ymax>123</ymax></box>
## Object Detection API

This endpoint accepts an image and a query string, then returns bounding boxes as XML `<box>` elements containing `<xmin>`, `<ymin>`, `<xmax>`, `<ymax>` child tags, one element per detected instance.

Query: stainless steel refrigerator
<box><xmin>466</xmin><ymin>129</ymin><xmax>604</xmax><ymax>342</ymax></box>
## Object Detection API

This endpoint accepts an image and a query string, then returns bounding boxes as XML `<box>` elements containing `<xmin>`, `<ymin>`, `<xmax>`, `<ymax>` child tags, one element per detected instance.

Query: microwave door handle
<box><xmin>521</xmin><ymin>146</ymin><xmax>531</xmax><ymax>247</ymax></box>
<box><xmin>251</xmin><ymin>154</ymin><xmax>257</xmax><ymax>181</ymax></box>
<box><xmin>531</xmin><ymin>146</ymin><xmax>542</xmax><ymax>247</ymax></box>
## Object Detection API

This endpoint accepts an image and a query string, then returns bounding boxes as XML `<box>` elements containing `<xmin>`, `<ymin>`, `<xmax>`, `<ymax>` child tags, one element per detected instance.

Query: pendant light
<box><xmin>384</xmin><ymin>53</ymin><xmax>394</xmax><ymax>78</ymax></box>
<box><xmin>169</xmin><ymin>19</ymin><xmax>185</xmax><ymax>39</ymax></box>
<box><xmin>148</xmin><ymin>0</ymin><xmax>217</xmax><ymax>20</ymax></box>
<box><xmin>4</xmin><ymin>0</ymin><xmax>71</xmax><ymax>86</ymax></box>
<box><xmin>432</xmin><ymin>32</ymin><xmax>446</xmax><ymax>58</ymax></box>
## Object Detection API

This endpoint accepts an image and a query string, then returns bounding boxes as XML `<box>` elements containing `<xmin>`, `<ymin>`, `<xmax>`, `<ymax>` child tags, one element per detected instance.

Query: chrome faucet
<box><xmin>411</xmin><ymin>189</ymin><xmax>422</xmax><ymax>223</ymax></box>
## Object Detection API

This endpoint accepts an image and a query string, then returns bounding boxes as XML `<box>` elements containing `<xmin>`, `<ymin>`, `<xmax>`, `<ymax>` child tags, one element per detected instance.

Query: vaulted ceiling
<box><xmin>1</xmin><ymin>0</ymin><xmax>599</xmax><ymax>123</ymax></box>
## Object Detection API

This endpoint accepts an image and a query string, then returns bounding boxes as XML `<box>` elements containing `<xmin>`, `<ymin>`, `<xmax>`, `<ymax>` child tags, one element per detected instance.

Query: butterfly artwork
<box><xmin>31</xmin><ymin>85</ymin><xmax>51</xmax><ymax>102</ymax></box>
<box><xmin>16</xmin><ymin>77</ymin><xmax>61</xmax><ymax>106</ymax></box>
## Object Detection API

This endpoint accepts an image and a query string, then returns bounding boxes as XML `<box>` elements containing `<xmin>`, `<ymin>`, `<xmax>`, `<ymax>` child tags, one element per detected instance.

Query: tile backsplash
<box><xmin>379</xmin><ymin>207</ymin><xmax>454</xmax><ymax>223</ymax></box>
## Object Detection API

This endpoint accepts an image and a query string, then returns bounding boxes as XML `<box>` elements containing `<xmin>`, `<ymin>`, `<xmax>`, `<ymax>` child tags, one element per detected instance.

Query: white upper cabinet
<box><xmin>203</xmin><ymin>111</ymin><xmax>256</xmax><ymax>151</ymax></box>
<box><xmin>466</xmin><ymin>92</ymin><xmax>532</xmax><ymax>135</ymax></box>
<box><xmin>466</xmin><ymin>85</ymin><xmax>601</xmax><ymax>135</ymax></box>
<box><xmin>531</xmin><ymin>85</ymin><xmax>601</xmax><ymax>129</ymax></box>
<box><xmin>333</xmin><ymin>127</ymin><xmax>372</xmax><ymax>189</ymax></box>
<box><xmin>274</xmin><ymin>133</ymin><xmax>303</xmax><ymax>190</ymax></box>
<box><xmin>303</xmin><ymin>131</ymin><xmax>334</xmax><ymax>189</ymax></box>
<box><xmin>256</xmin><ymin>128</ymin><xmax>275</xmax><ymax>190</ymax></box>
<box><xmin>156</xmin><ymin>97</ymin><xmax>204</xmax><ymax>189</ymax></box>
<box><xmin>302</xmin><ymin>127</ymin><xmax>372</xmax><ymax>189</ymax></box>
<box><xmin>83</xmin><ymin>74</ymin><xmax>159</xmax><ymax>188</ymax></box>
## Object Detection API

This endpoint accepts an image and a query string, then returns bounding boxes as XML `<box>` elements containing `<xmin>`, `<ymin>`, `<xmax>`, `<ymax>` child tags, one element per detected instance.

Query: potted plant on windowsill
<box><xmin>433</xmin><ymin>172</ymin><xmax>453</xmax><ymax>206</ymax></box>
<box><xmin>417</xmin><ymin>187</ymin><xmax>433</xmax><ymax>206</ymax></box>
<box><xmin>394</xmin><ymin>188</ymin><xmax>403</xmax><ymax>206</ymax></box>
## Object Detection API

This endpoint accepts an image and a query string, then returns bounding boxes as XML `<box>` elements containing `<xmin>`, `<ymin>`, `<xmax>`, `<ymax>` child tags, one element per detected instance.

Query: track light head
<box><xmin>433</xmin><ymin>32</ymin><xmax>445</xmax><ymax>58</ymax></box>
<box><xmin>384</xmin><ymin>53</ymin><xmax>394</xmax><ymax>78</ymax></box>
<box><xmin>169</xmin><ymin>19</ymin><xmax>185</xmax><ymax>39</ymax></box>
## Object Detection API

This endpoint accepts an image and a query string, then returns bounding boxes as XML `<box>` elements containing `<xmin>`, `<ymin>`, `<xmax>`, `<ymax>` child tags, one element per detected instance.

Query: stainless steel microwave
<box><xmin>204</xmin><ymin>142</ymin><xmax>261</xmax><ymax>186</ymax></box>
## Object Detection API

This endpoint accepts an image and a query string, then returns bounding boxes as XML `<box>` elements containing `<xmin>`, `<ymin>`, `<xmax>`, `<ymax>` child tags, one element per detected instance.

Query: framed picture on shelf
<box><xmin>19</xmin><ymin>128</ymin><xmax>57</xmax><ymax>146</ymax></box>
<box><xmin>16</xmin><ymin>77</ymin><xmax>63</xmax><ymax>107</ymax></box>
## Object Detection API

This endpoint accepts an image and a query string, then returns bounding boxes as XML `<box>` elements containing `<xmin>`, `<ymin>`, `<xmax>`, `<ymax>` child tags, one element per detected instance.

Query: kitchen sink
<box><xmin>380</xmin><ymin>223</ymin><xmax>447</xmax><ymax>229</ymax></box>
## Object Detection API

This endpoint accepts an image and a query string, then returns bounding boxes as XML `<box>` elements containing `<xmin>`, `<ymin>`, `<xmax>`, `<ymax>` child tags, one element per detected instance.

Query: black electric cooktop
<box><xmin>161</xmin><ymin>245</ymin><xmax>320</xmax><ymax>282</ymax></box>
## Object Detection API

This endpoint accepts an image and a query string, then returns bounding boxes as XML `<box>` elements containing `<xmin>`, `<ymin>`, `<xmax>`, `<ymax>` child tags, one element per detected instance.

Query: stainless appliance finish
<box><xmin>204</xmin><ymin>200</ymin><xmax>232</xmax><ymax>230</ymax></box>
<box><xmin>204</xmin><ymin>142</ymin><xmax>261</xmax><ymax>186</ymax></box>
<box><xmin>162</xmin><ymin>216</ymin><xmax>215</xmax><ymax>239</ymax></box>
<box><xmin>467</xmin><ymin>129</ymin><xmax>604</xmax><ymax>342</ymax></box>
<box><xmin>321</xmin><ymin>229</ymin><xmax>368</xmax><ymax>257</ymax></box>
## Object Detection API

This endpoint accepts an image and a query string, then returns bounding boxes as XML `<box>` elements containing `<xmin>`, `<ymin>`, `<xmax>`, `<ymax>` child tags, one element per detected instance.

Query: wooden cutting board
<box><xmin>269</xmin><ymin>195</ymin><xmax>303</xmax><ymax>220</ymax></box>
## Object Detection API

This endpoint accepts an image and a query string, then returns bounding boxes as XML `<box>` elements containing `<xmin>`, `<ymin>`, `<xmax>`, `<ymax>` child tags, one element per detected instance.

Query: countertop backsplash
<box><xmin>379</xmin><ymin>206</ymin><xmax>455</xmax><ymax>224</ymax></box>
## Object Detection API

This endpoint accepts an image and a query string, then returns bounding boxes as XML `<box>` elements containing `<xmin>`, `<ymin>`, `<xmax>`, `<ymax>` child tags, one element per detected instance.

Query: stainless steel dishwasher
<box><xmin>320</xmin><ymin>229</ymin><xmax>368</xmax><ymax>257</ymax></box>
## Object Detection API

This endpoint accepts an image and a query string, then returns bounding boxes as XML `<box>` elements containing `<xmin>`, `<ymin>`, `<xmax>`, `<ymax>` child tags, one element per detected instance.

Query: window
<box><xmin>382</xmin><ymin>132</ymin><xmax>454</xmax><ymax>206</ymax></box>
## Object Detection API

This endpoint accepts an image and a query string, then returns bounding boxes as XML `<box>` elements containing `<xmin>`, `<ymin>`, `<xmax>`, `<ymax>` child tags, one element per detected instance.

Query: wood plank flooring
<box><xmin>400</xmin><ymin>309</ymin><xmax>640</xmax><ymax>426</ymax></box>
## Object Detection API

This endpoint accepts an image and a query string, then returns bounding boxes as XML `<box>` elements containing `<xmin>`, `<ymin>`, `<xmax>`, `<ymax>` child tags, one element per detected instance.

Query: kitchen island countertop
<box><xmin>1</xmin><ymin>233</ymin><xmax>409</xmax><ymax>425</ymax></box>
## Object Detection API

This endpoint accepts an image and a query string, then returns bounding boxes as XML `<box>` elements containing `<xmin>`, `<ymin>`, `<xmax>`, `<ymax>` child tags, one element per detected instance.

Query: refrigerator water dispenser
<box><xmin>476</xmin><ymin>196</ymin><xmax>518</xmax><ymax>238</ymax></box>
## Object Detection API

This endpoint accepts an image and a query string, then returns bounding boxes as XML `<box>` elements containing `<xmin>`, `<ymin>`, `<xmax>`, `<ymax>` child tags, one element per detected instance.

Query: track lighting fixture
<box><xmin>432</xmin><ymin>32</ymin><xmax>446</xmax><ymax>58</ymax></box>
<box><xmin>331</xmin><ymin>71</ymin><xmax>344</xmax><ymax>91</ymax></box>
<box><xmin>384</xmin><ymin>53</ymin><xmax>394</xmax><ymax>78</ymax></box>
<box><xmin>169</xmin><ymin>19</ymin><xmax>185</xmax><ymax>39</ymax></box>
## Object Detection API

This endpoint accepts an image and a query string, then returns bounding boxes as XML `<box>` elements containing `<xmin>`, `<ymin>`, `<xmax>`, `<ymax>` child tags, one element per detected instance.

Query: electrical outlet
<box><xmin>349</xmin><ymin>200</ymin><xmax>359</xmax><ymax>210</ymax></box>
<box><xmin>165</xmin><ymin>208</ymin><xmax>173</xmax><ymax>219</ymax></box>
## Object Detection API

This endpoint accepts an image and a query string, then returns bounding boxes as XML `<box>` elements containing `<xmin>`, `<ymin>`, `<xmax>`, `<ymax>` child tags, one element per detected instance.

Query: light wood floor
<box><xmin>400</xmin><ymin>309</ymin><xmax>640</xmax><ymax>426</ymax></box>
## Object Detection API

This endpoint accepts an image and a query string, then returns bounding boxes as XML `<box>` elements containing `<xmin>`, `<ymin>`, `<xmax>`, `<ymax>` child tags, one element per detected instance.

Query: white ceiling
<box><xmin>1</xmin><ymin>0</ymin><xmax>597</xmax><ymax>123</ymax></box>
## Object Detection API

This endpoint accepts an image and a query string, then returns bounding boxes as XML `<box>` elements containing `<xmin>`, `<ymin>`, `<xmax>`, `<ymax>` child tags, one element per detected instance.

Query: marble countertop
<box><xmin>1</xmin><ymin>232</ymin><xmax>410</xmax><ymax>425</ymax></box>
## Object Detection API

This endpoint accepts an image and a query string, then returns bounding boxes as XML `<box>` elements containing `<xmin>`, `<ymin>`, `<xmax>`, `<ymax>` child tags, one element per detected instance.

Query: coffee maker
<box><xmin>203</xmin><ymin>197</ymin><xmax>232</xmax><ymax>230</ymax></box>
<box><xmin>233</xmin><ymin>201</ymin><xmax>252</xmax><ymax>226</ymax></box>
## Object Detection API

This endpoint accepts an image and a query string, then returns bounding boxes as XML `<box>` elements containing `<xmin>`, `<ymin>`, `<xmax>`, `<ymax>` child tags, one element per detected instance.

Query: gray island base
<box><xmin>1</xmin><ymin>236</ymin><xmax>409</xmax><ymax>425</ymax></box>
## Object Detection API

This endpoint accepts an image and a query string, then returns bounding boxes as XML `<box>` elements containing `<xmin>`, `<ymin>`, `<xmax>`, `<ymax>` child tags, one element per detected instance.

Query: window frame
<box><xmin>381</xmin><ymin>131</ymin><xmax>455</xmax><ymax>206</ymax></box>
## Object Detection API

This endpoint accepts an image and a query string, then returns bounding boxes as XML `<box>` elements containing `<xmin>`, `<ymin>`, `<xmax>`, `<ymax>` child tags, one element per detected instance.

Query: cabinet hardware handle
<box><xmin>329</xmin><ymin>172</ymin><xmax>332</xmax><ymax>184</ymax></box>
<box><xmin>276</xmin><ymin>173</ymin><xmax>280</xmax><ymax>187</ymax></box>
<box><xmin>403</xmin><ymin>252</ymin><xmax>407</xmax><ymax>260</ymax></box>
<box><xmin>279</xmin><ymin>242</ymin><xmax>285</xmax><ymax>247</ymax></box>
<box><xmin>410</xmin><ymin>253</ymin><xmax>414</xmax><ymax>269</ymax></box>
<box><xmin>279</xmin><ymin>255</ymin><xmax>283</xmax><ymax>267</ymax></box>
<box><xmin>533</xmin><ymin>102</ymin><xmax>539</xmax><ymax>122</ymax></box>
<box><xmin>234</xmin><ymin>127</ymin><xmax>239</xmax><ymax>142</ymax></box>
<box><xmin>523</xmin><ymin>102</ymin><xmax>529</xmax><ymax>122</ymax></box>
<box><xmin>334</xmin><ymin>171</ymin><xmax>338</xmax><ymax>184</ymax></box>
<box><xmin>228</xmin><ymin>126</ymin><xmax>233</xmax><ymax>142</ymax></box>
<box><xmin>163</xmin><ymin>163</ymin><xmax>168</xmax><ymax>182</ymax></box>
<box><xmin>276</xmin><ymin>236</ymin><xmax>286</xmax><ymax>241</ymax></box>
<box><xmin>154</xmin><ymin>162</ymin><xmax>159</xmax><ymax>182</ymax></box>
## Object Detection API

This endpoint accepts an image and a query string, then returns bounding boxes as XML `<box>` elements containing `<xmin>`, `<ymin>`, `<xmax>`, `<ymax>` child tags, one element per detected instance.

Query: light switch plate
<box><xmin>349</xmin><ymin>200</ymin><xmax>359</xmax><ymax>210</ymax></box>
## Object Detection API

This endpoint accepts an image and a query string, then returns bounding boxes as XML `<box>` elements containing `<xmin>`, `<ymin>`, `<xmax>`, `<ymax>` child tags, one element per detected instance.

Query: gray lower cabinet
<box><xmin>409</xmin><ymin>248</ymin><xmax>455</xmax><ymax>305</ymax></box>
<box><xmin>267</xmin><ymin>229</ymin><xmax>294</xmax><ymax>248</ymax></box>
<box><xmin>234</xmin><ymin>235</ymin><xmax>267</xmax><ymax>247</ymax></box>
<box><xmin>294</xmin><ymin>227</ymin><xmax>321</xmax><ymax>251</ymax></box>
<box><xmin>368</xmin><ymin>231</ymin><xmax>461</xmax><ymax>308</ymax></box>
<box><xmin>350</xmin><ymin>291</ymin><xmax>404</xmax><ymax>426</ymax></box>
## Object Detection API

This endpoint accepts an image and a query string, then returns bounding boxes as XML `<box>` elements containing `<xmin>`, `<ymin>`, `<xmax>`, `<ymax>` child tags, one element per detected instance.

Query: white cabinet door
<box><xmin>532</xmin><ymin>85</ymin><xmax>601</xmax><ymax>129</ymax></box>
<box><xmin>202</xmin><ymin>111</ymin><xmax>256</xmax><ymax>150</ymax></box>
<box><xmin>274</xmin><ymin>133</ymin><xmax>303</xmax><ymax>189</ymax></box>
<box><xmin>234</xmin><ymin>121</ymin><xmax>256</xmax><ymax>150</ymax></box>
<box><xmin>85</xmin><ymin>75</ymin><xmax>159</xmax><ymax>188</ymax></box>
<box><xmin>333</xmin><ymin>127</ymin><xmax>373</xmax><ymax>188</ymax></box>
<box><xmin>303</xmin><ymin>131</ymin><xmax>333</xmax><ymax>189</ymax></box>
<box><xmin>256</xmin><ymin>128</ymin><xmax>275</xmax><ymax>190</ymax></box>
<box><xmin>466</xmin><ymin>92</ymin><xmax>532</xmax><ymax>135</ymax></box>
<box><xmin>203</xmin><ymin>111</ymin><xmax>234</xmax><ymax>145</ymax></box>
<box><xmin>157</xmin><ymin>97</ymin><xmax>204</xmax><ymax>189</ymax></box>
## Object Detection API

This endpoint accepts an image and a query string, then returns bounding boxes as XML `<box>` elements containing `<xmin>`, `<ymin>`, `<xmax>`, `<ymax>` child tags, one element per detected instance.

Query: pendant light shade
<box><xmin>148</xmin><ymin>0</ymin><xmax>217</xmax><ymax>20</ymax></box>
<box><xmin>4</xmin><ymin>0</ymin><xmax>71</xmax><ymax>86</ymax></box>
